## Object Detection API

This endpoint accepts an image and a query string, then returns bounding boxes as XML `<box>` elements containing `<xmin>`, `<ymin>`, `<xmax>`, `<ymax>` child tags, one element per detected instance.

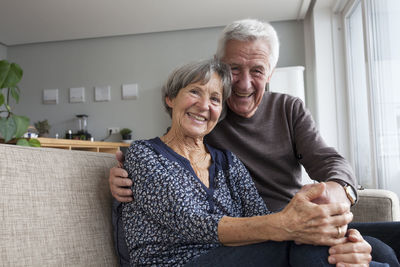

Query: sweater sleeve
<box><xmin>290</xmin><ymin>98</ymin><xmax>358</xmax><ymax>194</ymax></box>
<box><xmin>123</xmin><ymin>141</ymin><xmax>223</xmax><ymax>244</ymax></box>
<box><xmin>228</xmin><ymin>152</ymin><xmax>271</xmax><ymax>216</ymax></box>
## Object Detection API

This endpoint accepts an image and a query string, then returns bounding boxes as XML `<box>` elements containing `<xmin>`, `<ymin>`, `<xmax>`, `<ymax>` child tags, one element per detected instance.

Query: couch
<box><xmin>1</xmin><ymin>144</ymin><xmax>399</xmax><ymax>266</ymax></box>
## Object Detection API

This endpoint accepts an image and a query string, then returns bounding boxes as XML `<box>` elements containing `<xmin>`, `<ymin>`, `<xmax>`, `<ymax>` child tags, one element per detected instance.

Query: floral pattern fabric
<box><xmin>122</xmin><ymin>137</ymin><xmax>269</xmax><ymax>266</ymax></box>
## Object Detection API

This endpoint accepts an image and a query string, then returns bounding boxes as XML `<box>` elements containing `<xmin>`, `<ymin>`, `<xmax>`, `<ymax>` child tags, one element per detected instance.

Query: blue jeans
<box><xmin>350</xmin><ymin>222</ymin><xmax>400</xmax><ymax>260</ymax></box>
<box><xmin>185</xmin><ymin>241</ymin><xmax>390</xmax><ymax>267</ymax></box>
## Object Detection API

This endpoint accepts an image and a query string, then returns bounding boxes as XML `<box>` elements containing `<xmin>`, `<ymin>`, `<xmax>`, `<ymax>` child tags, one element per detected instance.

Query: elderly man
<box><xmin>110</xmin><ymin>19</ymin><xmax>399</xmax><ymax>266</ymax></box>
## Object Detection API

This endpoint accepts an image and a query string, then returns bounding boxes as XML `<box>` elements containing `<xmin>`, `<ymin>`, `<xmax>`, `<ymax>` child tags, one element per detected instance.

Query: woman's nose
<box><xmin>197</xmin><ymin>96</ymin><xmax>210</xmax><ymax>110</ymax></box>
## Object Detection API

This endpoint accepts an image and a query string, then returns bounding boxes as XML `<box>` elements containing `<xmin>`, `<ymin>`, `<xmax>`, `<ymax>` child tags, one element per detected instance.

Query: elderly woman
<box><xmin>121</xmin><ymin>59</ymin><xmax>389</xmax><ymax>267</ymax></box>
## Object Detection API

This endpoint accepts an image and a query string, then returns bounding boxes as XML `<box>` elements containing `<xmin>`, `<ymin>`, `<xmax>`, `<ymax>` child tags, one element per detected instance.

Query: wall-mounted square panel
<box><xmin>122</xmin><ymin>83</ymin><xmax>139</xmax><ymax>100</ymax></box>
<box><xmin>95</xmin><ymin>86</ymin><xmax>111</xmax><ymax>102</ymax></box>
<box><xmin>69</xmin><ymin>87</ymin><xmax>85</xmax><ymax>103</ymax></box>
<box><xmin>43</xmin><ymin>89</ymin><xmax>59</xmax><ymax>104</ymax></box>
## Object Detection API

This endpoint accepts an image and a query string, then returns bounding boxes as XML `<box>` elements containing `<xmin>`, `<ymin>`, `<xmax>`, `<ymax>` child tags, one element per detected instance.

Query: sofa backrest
<box><xmin>0</xmin><ymin>144</ymin><xmax>119</xmax><ymax>267</ymax></box>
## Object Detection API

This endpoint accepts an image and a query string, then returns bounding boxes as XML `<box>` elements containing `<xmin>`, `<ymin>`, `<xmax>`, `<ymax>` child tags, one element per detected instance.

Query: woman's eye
<box><xmin>211</xmin><ymin>97</ymin><xmax>221</xmax><ymax>103</ymax></box>
<box><xmin>231</xmin><ymin>67</ymin><xmax>240</xmax><ymax>74</ymax></box>
<box><xmin>190</xmin><ymin>89</ymin><xmax>199</xmax><ymax>95</ymax></box>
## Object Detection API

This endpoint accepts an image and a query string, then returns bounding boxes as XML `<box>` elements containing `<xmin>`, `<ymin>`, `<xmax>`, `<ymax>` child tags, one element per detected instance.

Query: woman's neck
<box><xmin>160</xmin><ymin>128</ymin><xmax>207</xmax><ymax>162</ymax></box>
<box><xmin>161</xmin><ymin>127</ymin><xmax>212</xmax><ymax>188</ymax></box>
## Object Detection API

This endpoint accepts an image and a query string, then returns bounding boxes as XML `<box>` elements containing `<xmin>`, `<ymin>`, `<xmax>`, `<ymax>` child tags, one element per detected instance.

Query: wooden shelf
<box><xmin>36</xmin><ymin>137</ymin><xmax>131</xmax><ymax>154</ymax></box>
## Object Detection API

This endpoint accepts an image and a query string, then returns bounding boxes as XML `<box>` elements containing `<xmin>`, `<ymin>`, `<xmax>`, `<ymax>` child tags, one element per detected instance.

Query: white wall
<box><xmin>0</xmin><ymin>43</ymin><xmax>7</xmax><ymax>59</ymax></box>
<box><xmin>7</xmin><ymin>20</ymin><xmax>305</xmax><ymax>141</ymax></box>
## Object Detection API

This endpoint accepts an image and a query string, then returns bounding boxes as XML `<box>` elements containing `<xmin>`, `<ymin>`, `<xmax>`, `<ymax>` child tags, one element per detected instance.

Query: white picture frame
<box><xmin>43</xmin><ymin>89</ymin><xmax>59</xmax><ymax>104</ymax></box>
<box><xmin>95</xmin><ymin>86</ymin><xmax>111</xmax><ymax>102</ymax></box>
<box><xmin>122</xmin><ymin>83</ymin><xmax>138</xmax><ymax>100</ymax></box>
<box><xmin>69</xmin><ymin>87</ymin><xmax>85</xmax><ymax>103</ymax></box>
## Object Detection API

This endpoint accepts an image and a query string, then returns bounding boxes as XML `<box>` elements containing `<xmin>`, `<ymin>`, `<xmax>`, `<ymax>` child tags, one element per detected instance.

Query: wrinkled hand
<box><xmin>280</xmin><ymin>182</ymin><xmax>352</xmax><ymax>246</ymax></box>
<box><xmin>305</xmin><ymin>181</ymin><xmax>351</xmax><ymax>206</ymax></box>
<box><xmin>328</xmin><ymin>229</ymin><xmax>372</xmax><ymax>267</ymax></box>
<box><xmin>109</xmin><ymin>151</ymin><xmax>133</xmax><ymax>202</ymax></box>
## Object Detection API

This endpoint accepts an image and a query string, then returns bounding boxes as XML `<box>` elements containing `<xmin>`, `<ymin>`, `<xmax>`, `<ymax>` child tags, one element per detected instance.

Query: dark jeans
<box><xmin>185</xmin><ymin>241</ymin><xmax>390</xmax><ymax>267</ymax></box>
<box><xmin>350</xmin><ymin>222</ymin><xmax>400</xmax><ymax>260</ymax></box>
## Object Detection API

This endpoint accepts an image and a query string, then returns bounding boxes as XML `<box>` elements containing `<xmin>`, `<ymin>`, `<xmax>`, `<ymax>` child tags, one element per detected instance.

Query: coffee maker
<box><xmin>74</xmin><ymin>114</ymin><xmax>91</xmax><ymax>140</ymax></box>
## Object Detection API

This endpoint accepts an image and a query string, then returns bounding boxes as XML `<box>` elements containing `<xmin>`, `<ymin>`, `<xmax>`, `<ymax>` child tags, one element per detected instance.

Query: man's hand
<box><xmin>279</xmin><ymin>182</ymin><xmax>353</xmax><ymax>246</ymax></box>
<box><xmin>328</xmin><ymin>229</ymin><xmax>372</xmax><ymax>266</ymax></box>
<box><xmin>308</xmin><ymin>181</ymin><xmax>351</xmax><ymax>206</ymax></box>
<box><xmin>109</xmin><ymin>151</ymin><xmax>133</xmax><ymax>202</ymax></box>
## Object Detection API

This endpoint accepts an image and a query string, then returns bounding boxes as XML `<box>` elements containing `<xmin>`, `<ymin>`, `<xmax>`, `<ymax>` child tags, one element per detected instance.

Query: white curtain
<box><xmin>346</xmin><ymin>0</ymin><xmax>400</xmax><ymax>195</ymax></box>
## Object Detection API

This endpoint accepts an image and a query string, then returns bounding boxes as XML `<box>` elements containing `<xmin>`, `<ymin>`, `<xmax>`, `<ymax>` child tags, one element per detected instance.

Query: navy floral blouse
<box><xmin>122</xmin><ymin>137</ymin><xmax>270</xmax><ymax>266</ymax></box>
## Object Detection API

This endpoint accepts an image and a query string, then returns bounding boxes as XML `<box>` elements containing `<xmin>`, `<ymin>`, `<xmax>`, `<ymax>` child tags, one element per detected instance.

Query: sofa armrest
<box><xmin>351</xmin><ymin>189</ymin><xmax>400</xmax><ymax>222</ymax></box>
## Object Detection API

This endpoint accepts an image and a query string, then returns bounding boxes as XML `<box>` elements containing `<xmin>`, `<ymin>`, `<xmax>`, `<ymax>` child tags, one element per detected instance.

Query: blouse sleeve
<box><xmin>123</xmin><ymin>141</ymin><xmax>223</xmax><ymax>244</ymax></box>
<box><xmin>228</xmin><ymin>152</ymin><xmax>271</xmax><ymax>217</ymax></box>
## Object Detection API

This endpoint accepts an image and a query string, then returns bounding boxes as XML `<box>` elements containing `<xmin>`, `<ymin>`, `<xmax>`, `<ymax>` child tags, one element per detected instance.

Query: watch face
<box><xmin>345</xmin><ymin>186</ymin><xmax>356</xmax><ymax>204</ymax></box>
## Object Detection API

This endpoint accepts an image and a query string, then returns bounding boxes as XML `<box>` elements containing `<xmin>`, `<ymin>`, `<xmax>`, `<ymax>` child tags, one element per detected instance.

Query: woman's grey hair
<box><xmin>215</xmin><ymin>19</ymin><xmax>280</xmax><ymax>76</ymax></box>
<box><xmin>162</xmin><ymin>59</ymin><xmax>232</xmax><ymax>119</ymax></box>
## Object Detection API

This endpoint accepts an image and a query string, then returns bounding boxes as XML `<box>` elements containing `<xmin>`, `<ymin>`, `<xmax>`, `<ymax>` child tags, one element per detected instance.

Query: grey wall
<box><xmin>0</xmin><ymin>44</ymin><xmax>7</xmax><ymax>59</ymax></box>
<box><xmin>7</xmin><ymin>20</ymin><xmax>305</xmax><ymax>141</ymax></box>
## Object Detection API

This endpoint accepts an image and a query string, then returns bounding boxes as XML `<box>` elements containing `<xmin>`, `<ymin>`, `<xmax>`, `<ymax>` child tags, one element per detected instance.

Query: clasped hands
<box><xmin>279</xmin><ymin>182</ymin><xmax>372</xmax><ymax>266</ymax></box>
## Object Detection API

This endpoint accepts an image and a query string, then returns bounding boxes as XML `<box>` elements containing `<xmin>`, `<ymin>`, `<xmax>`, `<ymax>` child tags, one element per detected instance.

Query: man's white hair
<box><xmin>216</xmin><ymin>19</ymin><xmax>280</xmax><ymax>75</ymax></box>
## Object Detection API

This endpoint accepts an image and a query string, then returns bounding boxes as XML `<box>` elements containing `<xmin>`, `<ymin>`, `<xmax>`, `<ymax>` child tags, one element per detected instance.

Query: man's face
<box><xmin>222</xmin><ymin>39</ymin><xmax>272</xmax><ymax>118</ymax></box>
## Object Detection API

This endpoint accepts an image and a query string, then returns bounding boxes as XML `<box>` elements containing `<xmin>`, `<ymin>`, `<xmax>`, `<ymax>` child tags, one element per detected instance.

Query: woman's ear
<box><xmin>165</xmin><ymin>96</ymin><xmax>174</xmax><ymax>108</ymax></box>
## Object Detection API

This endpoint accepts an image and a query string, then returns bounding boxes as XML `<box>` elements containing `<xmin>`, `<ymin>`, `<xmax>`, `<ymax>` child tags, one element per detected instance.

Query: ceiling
<box><xmin>0</xmin><ymin>0</ymin><xmax>311</xmax><ymax>46</ymax></box>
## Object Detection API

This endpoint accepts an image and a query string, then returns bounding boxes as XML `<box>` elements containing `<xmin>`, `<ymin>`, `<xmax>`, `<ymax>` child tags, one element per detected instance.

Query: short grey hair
<box><xmin>162</xmin><ymin>59</ymin><xmax>232</xmax><ymax>118</ymax></box>
<box><xmin>216</xmin><ymin>19</ymin><xmax>280</xmax><ymax>75</ymax></box>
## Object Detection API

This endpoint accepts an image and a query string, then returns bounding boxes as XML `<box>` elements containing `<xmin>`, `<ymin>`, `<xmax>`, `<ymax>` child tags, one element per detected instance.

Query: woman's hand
<box><xmin>277</xmin><ymin>182</ymin><xmax>353</xmax><ymax>246</ymax></box>
<box><xmin>328</xmin><ymin>229</ymin><xmax>372</xmax><ymax>266</ymax></box>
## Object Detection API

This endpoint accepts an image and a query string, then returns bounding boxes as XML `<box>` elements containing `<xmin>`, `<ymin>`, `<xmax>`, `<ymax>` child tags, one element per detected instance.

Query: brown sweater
<box><xmin>205</xmin><ymin>92</ymin><xmax>356</xmax><ymax>211</ymax></box>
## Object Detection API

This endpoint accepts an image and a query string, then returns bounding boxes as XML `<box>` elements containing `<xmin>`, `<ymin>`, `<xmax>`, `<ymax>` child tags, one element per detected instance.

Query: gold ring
<box><xmin>336</xmin><ymin>226</ymin><xmax>342</xmax><ymax>238</ymax></box>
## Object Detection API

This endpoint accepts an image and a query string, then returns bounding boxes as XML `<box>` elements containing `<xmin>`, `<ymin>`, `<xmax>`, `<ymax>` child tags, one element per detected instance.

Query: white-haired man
<box><xmin>110</xmin><ymin>19</ymin><xmax>399</xmax><ymax>266</ymax></box>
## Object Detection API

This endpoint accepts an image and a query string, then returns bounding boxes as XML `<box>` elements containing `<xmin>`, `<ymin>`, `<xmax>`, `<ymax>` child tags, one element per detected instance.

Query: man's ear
<box><xmin>266</xmin><ymin>68</ymin><xmax>275</xmax><ymax>83</ymax></box>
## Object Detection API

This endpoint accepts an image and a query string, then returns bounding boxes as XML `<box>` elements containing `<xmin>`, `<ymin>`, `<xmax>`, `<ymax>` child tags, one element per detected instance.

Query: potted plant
<box><xmin>0</xmin><ymin>60</ymin><xmax>39</xmax><ymax>147</ymax></box>
<box><xmin>120</xmin><ymin>128</ymin><xmax>132</xmax><ymax>140</ymax></box>
<box><xmin>34</xmin><ymin>119</ymin><xmax>51</xmax><ymax>137</ymax></box>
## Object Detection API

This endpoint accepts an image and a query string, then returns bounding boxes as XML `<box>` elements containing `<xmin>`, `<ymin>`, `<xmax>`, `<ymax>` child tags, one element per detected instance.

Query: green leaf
<box><xmin>16</xmin><ymin>138</ymin><xmax>30</xmax><ymax>146</ymax></box>
<box><xmin>10</xmin><ymin>87</ymin><xmax>20</xmax><ymax>103</ymax></box>
<box><xmin>0</xmin><ymin>117</ymin><xmax>17</xmax><ymax>142</ymax></box>
<box><xmin>0</xmin><ymin>93</ymin><xmax>4</xmax><ymax>106</ymax></box>
<box><xmin>28</xmin><ymin>138</ymin><xmax>41</xmax><ymax>147</ymax></box>
<box><xmin>12</xmin><ymin>115</ymin><xmax>30</xmax><ymax>139</ymax></box>
<box><xmin>0</xmin><ymin>62</ymin><xmax>23</xmax><ymax>89</ymax></box>
<box><xmin>0</xmin><ymin>60</ymin><xmax>11</xmax><ymax>88</ymax></box>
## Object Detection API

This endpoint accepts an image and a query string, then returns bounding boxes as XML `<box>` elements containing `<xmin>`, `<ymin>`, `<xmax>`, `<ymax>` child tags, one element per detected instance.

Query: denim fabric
<box><xmin>185</xmin><ymin>241</ymin><xmax>390</xmax><ymax>267</ymax></box>
<box><xmin>350</xmin><ymin>222</ymin><xmax>400</xmax><ymax>262</ymax></box>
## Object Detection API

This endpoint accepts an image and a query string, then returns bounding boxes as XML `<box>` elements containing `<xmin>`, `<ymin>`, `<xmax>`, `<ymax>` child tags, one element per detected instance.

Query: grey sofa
<box><xmin>1</xmin><ymin>144</ymin><xmax>399</xmax><ymax>266</ymax></box>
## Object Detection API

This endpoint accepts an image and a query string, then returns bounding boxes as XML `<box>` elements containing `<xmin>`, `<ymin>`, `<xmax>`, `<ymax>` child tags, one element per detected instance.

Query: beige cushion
<box><xmin>0</xmin><ymin>144</ymin><xmax>119</xmax><ymax>266</ymax></box>
<box><xmin>351</xmin><ymin>188</ymin><xmax>400</xmax><ymax>223</ymax></box>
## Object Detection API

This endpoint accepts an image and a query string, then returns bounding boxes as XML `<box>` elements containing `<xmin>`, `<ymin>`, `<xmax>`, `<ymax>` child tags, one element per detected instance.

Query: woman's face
<box><xmin>166</xmin><ymin>73</ymin><xmax>223</xmax><ymax>139</ymax></box>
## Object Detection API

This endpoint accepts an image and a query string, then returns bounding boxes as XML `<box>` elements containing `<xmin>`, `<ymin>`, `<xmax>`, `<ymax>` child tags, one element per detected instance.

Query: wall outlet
<box><xmin>107</xmin><ymin>127</ymin><xmax>120</xmax><ymax>135</ymax></box>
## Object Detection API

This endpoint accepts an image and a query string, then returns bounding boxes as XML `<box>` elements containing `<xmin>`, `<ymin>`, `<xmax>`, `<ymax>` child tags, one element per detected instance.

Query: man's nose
<box><xmin>235</xmin><ymin>72</ymin><xmax>252</xmax><ymax>90</ymax></box>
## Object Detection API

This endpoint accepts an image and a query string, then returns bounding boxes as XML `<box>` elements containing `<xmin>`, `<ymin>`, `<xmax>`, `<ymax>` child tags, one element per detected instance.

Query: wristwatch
<box><xmin>336</xmin><ymin>181</ymin><xmax>357</xmax><ymax>206</ymax></box>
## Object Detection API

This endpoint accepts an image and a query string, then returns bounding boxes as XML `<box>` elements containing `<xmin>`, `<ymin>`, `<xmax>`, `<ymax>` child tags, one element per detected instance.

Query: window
<box><xmin>344</xmin><ymin>0</ymin><xmax>400</xmax><ymax>195</ymax></box>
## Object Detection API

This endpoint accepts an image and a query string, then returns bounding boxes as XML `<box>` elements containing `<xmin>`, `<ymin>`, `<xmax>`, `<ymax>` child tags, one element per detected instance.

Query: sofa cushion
<box><xmin>0</xmin><ymin>144</ymin><xmax>119</xmax><ymax>266</ymax></box>
<box><xmin>351</xmin><ymin>188</ymin><xmax>400</xmax><ymax>222</ymax></box>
